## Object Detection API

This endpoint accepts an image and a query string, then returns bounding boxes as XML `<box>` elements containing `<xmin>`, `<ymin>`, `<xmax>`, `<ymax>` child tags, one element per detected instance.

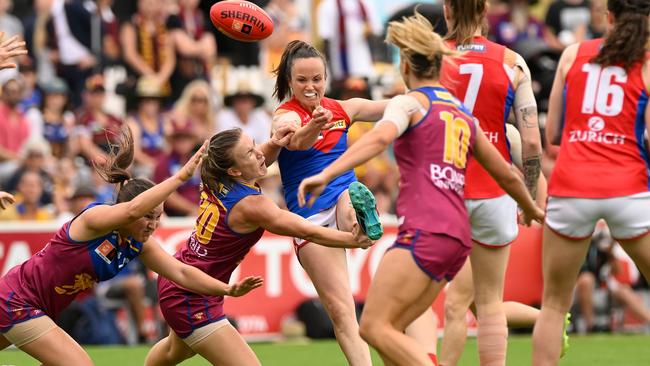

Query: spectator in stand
<box><xmin>166</xmin><ymin>0</ymin><xmax>217</xmax><ymax>101</ymax></box>
<box><xmin>0</xmin><ymin>76</ymin><xmax>31</xmax><ymax>183</ymax></box>
<box><xmin>575</xmin><ymin>226</ymin><xmax>650</xmax><ymax>333</ymax></box>
<box><xmin>262</xmin><ymin>0</ymin><xmax>310</xmax><ymax>74</ymax></box>
<box><xmin>55</xmin><ymin>182</ymin><xmax>97</xmax><ymax>224</ymax></box>
<box><xmin>488</xmin><ymin>0</ymin><xmax>551</xmax><ymax>51</ymax></box>
<box><xmin>76</xmin><ymin>73</ymin><xmax>123</xmax><ymax>165</ymax></box>
<box><xmin>5</xmin><ymin>141</ymin><xmax>54</xmax><ymax>206</ymax></box>
<box><xmin>153</xmin><ymin>122</ymin><xmax>201</xmax><ymax>217</ymax></box>
<box><xmin>17</xmin><ymin>59</ymin><xmax>42</xmax><ymax>114</ymax></box>
<box><xmin>0</xmin><ymin>170</ymin><xmax>54</xmax><ymax>220</ymax></box>
<box><xmin>217</xmin><ymin>83</ymin><xmax>271</xmax><ymax>144</ymax></box>
<box><xmin>120</xmin><ymin>0</ymin><xmax>176</xmax><ymax>99</ymax></box>
<box><xmin>22</xmin><ymin>0</ymin><xmax>57</xmax><ymax>84</ymax></box>
<box><xmin>169</xmin><ymin>79</ymin><xmax>216</xmax><ymax>143</ymax></box>
<box><xmin>0</xmin><ymin>0</ymin><xmax>23</xmax><ymax>39</ymax></box>
<box><xmin>47</xmin><ymin>0</ymin><xmax>99</xmax><ymax>108</ymax></box>
<box><xmin>127</xmin><ymin>76</ymin><xmax>171</xmax><ymax>178</ymax></box>
<box><xmin>94</xmin><ymin>0</ymin><xmax>121</xmax><ymax>65</ymax></box>
<box><xmin>38</xmin><ymin>77</ymin><xmax>75</xmax><ymax>159</ymax></box>
<box><xmin>544</xmin><ymin>0</ymin><xmax>591</xmax><ymax>50</ymax></box>
<box><xmin>583</xmin><ymin>0</ymin><xmax>607</xmax><ymax>39</ymax></box>
<box><xmin>317</xmin><ymin>0</ymin><xmax>383</xmax><ymax>93</ymax></box>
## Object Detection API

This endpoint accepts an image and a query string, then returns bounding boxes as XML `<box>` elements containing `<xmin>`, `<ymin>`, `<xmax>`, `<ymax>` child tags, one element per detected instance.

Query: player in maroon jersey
<box><xmin>144</xmin><ymin>128</ymin><xmax>373</xmax><ymax>366</ymax></box>
<box><xmin>298</xmin><ymin>13</ymin><xmax>544</xmax><ymax>366</ymax></box>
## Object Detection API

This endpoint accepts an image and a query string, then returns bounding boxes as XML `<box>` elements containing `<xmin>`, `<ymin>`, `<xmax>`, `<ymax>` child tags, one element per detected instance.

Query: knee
<box><xmin>359</xmin><ymin>317</ymin><xmax>383</xmax><ymax>348</ymax></box>
<box><xmin>445</xmin><ymin>296</ymin><xmax>471</xmax><ymax>322</ymax></box>
<box><xmin>322</xmin><ymin>298</ymin><xmax>356</xmax><ymax>330</ymax></box>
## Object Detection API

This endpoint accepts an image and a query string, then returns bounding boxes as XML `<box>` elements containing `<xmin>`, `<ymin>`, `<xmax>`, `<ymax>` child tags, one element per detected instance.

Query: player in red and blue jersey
<box><xmin>298</xmin><ymin>13</ymin><xmax>543</xmax><ymax>366</ymax></box>
<box><xmin>437</xmin><ymin>0</ymin><xmax>545</xmax><ymax>364</ymax></box>
<box><xmin>532</xmin><ymin>0</ymin><xmax>650</xmax><ymax>364</ymax></box>
<box><xmin>144</xmin><ymin>128</ymin><xmax>373</xmax><ymax>366</ymax></box>
<box><xmin>271</xmin><ymin>40</ymin><xmax>388</xmax><ymax>366</ymax></box>
<box><xmin>0</xmin><ymin>128</ymin><xmax>262</xmax><ymax>366</ymax></box>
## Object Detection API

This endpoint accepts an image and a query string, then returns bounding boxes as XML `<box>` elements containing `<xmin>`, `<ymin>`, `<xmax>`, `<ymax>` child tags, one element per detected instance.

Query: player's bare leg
<box><xmin>440</xmin><ymin>258</ymin><xmax>474</xmax><ymax>366</ymax></box>
<box><xmin>532</xmin><ymin>225</ymin><xmax>590</xmax><ymax>366</ymax></box>
<box><xmin>359</xmin><ymin>248</ymin><xmax>444</xmax><ymax>366</ymax></box>
<box><xmin>470</xmin><ymin>244</ymin><xmax>510</xmax><ymax>366</ymax></box>
<box><xmin>19</xmin><ymin>325</ymin><xmax>93</xmax><ymax>366</ymax></box>
<box><xmin>144</xmin><ymin>330</ymin><xmax>195</xmax><ymax>366</ymax></box>
<box><xmin>192</xmin><ymin>324</ymin><xmax>260</xmax><ymax>366</ymax></box>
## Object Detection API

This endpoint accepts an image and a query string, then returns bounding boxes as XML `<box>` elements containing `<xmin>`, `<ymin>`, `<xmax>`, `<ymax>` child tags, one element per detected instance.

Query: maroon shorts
<box><xmin>157</xmin><ymin>277</ymin><xmax>226</xmax><ymax>339</ymax></box>
<box><xmin>0</xmin><ymin>273</ymin><xmax>47</xmax><ymax>332</ymax></box>
<box><xmin>389</xmin><ymin>230</ymin><xmax>471</xmax><ymax>282</ymax></box>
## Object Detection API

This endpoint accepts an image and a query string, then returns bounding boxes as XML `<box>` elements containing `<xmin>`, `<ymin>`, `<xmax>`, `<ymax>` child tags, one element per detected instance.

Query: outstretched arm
<box><xmin>272</xmin><ymin>108</ymin><xmax>334</xmax><ymax>150</ymax></box>
<box><xmin>259</xmin><ymin>124</ymin><xmax>297</xmax><ymax>165</ymax></box>
<box><xmin>340</xmin><ymin>98</ymin><xmax>390</xmax><ymax>123</ymax></box>
<box><xmin>140</xmin><ymin>237</ymin><xmax>263</xmax><ymax>297</ymax></box>
<box><xmin>236</xmin><ymin>195</ymin><xmax>373</xmax><ymax>249</ymax></box>
<box><xmin>71</xmin><ymin>142</ymin><xmax>208</xmax><ymax>240</ymax></box>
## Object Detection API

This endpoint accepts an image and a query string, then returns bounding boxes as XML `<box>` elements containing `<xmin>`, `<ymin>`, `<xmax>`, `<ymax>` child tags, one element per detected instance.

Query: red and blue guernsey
<box><xmin>0</xmin><ymin>203</ymin><xmax>144</xmax><ymax>332</ymax></box>
<box><xmin>549</xmin><ymin>39</ymin><xmax>650</xmax><ymax>198</ymax></box>
<box><xmin>440</xmin><ymin>36</ymin><xmax>515</xmax><ymax>199</ymax></box>
<box><xmin>394</xmin><ymin>87</ymin><xmax>477</xmax><ymax>245</ymax></box>
<box><xmin>157</xmin><ymin>182</ymin><xmax>263</xmax><ymax>338</ymax></box>
<box><xmin>277</xmin><ymin>97</ymin><xmax>356</xmax><ymax>218</ymax></box>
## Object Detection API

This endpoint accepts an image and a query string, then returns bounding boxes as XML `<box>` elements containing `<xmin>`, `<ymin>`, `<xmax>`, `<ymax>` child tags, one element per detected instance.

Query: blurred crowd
<box><xmin>0</xmin><ymin>0</ymin><xmax>648</xmax><ymax>343</ymax></box>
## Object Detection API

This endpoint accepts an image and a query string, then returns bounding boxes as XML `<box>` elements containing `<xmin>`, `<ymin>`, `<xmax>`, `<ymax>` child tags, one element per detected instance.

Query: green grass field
<box><xmin>1</xmin><ymin>334</ymin><xmax>649</xmax><ymax>365</ymax></box>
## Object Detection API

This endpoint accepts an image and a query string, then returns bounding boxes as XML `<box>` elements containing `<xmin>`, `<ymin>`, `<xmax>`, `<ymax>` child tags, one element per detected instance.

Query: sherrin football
<box><xmin>210</xmin><ymin>0</ymin><xmax>274</xmax><ymax>42</ymax></box>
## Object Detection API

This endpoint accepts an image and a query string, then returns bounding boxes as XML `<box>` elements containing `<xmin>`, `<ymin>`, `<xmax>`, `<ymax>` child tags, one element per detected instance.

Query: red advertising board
<box><xmin>0</xmin><ymin>221</ymin><xmax>543</xmax><ymax>337</ymax></box>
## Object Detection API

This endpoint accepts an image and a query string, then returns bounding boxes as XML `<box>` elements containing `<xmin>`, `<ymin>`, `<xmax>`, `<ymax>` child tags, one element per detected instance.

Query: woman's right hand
<box><xmin>297</xmin><ymin>173</ymin><xmax>329</xmax><ymax>207</ymax></box>
<box><xmin>352</xmin><ymin>223</ymin><xmax>375</xmax><ymax>249</ymax></box>
<box><xmin>519</xmin><ymin>204</ymin><xmax>545</xmax><ymax>226</ymax></box>
<box><xmin>0</xmin><ymin>191</ymin><xmax>15</xmax><ymax>210</ymax></box>
<box><xmin>177</xmin><ymin>140</ymin><xmax>209</xmax><ymax>182</ymax></box>
<box><xmin>311</xmin><ymin>106</ymin><xmax>335</xmax><ymax>130</ymax></box>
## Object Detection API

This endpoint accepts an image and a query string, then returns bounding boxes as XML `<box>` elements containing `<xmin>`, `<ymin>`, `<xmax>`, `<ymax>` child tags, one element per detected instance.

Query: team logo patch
<box><xmin>193</xmin><ymin>312</ymin><xmax>205</xmax><ymax>321</ymax></box>
<box><xmin>241</xmin><ymin>23</ymin><xmax>253</xmax><ymax>35</ymax></box>
<box><xmin>95</xmin><ymin>240</ymin><xmax>116</xmax><ymax>264</ymax></box>
<box><xmin>396</xmin><ymin>231</ymin><xmax>417</xmax><ymax>247</ymax></box>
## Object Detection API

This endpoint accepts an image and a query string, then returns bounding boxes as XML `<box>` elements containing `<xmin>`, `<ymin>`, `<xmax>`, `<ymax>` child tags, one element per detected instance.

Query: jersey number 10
<box><xmin>440</xmin><ymin>111</ymin><xmax>471</xmax><ymax>169</ymax></box>
<box><xmin>581</xmin><ymin>64</ymin><xmax>627</xmax><ymax>116</ymax></box>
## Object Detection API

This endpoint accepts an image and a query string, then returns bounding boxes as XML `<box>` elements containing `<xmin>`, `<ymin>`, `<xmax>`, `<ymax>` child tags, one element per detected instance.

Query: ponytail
<box><xmin>201</xmin><ymin>128</ymin><xmax>242</xmax><ymax>192</ymax></box>
<box><xmin>94</xmin><ymin>126</ymin><xmax>154</xmax><ymax>203</ymax></box>
<box><xmin>444</xmin><ymin>0</ymin><xmax>488</xmax><ymax>45</ymax></box>
<box><xmin>592</xmin><ymin>0</ymin><xmax>650</xmax><ymax>69</ymax></box>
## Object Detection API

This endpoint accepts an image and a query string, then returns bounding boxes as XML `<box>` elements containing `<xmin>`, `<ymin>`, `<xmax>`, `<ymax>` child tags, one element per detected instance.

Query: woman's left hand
<box><xmin>177</xmin><ymin>140</ymin><xmax>209</xmax><ymax>181</ymax></box>
<box><xmin>0</xmin><ymin>33</ymin><xmax>27</xmax><ymax>70</ymax></box>
<box><xmin>226</xmin><ymin>276</ymin><xmax>264</xmax><ymax>297</ymax></box>
<box><xmin>297</xmin><ymin>173</ymin><xmax>329</xmax><ymax>207</ymax></box>
<box><xmin>0</xmin><ymin>191</ymin><xmax>15</xmax><ymax>210</ymax></box>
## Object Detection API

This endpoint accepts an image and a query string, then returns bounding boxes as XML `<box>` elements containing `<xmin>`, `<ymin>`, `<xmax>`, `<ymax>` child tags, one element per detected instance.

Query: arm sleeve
<box><xmin>375</xmin><ymin>95</ymin><xmax>426</xmax><ymax>137</ymax></box>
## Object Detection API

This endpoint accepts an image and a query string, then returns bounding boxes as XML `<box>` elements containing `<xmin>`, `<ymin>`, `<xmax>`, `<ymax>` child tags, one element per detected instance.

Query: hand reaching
<box><xmin>297</xmin><ymin>173</ymin><xmax>329</xmax><ymax>207</ymax></box>
<box><xmin>352</xmin><ymin>223</ymin><xmax>374</xmax><ymax>249</ymax></box>
<box><xmin>177</xmin><ymin>140</ymin><xmax>209</xmax><ymax>181</ymax></box>
<box><xmin>0</xmin><ymin>34</ymin><xmax>27</xmax><ymax>70</ymax></box>
<box><xmin>0</xmin><ymin>191</ymin><xmax>15</xmax><ymax>210</ymax></box>
<box><xmin>226</xmin><ymin>276</ymin><xmax>264</xmax><ymax>297</ymax></box>
<box><xmin>271</xmin><ymin>124</ymin><xmax>297</xmax><ymax>147</ymax></box>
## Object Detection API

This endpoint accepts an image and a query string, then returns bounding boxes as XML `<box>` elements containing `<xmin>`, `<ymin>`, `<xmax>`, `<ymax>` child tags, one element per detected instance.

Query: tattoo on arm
<box><xmin>523</xmin><ymin>155</ymin><xmax>541</xmax><ymax>198</ymax></box>
<box><xmin>520</xmin><ymin>106</ymin><xmax>538</xmax><ymax>129</ymax></box>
